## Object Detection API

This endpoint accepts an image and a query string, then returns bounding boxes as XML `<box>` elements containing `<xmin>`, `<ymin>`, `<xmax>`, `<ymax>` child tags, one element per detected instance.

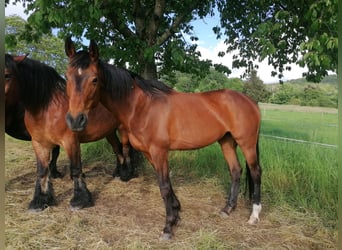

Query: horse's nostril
<box><xmin>78</xmin><ymin>113</ymin><xmax>88</xmax><ymax>127</ymax></box>
<box><xmin>65</xmin><ymin>112</ymin><xmax>74</xmax><ymax>129</ymax></box>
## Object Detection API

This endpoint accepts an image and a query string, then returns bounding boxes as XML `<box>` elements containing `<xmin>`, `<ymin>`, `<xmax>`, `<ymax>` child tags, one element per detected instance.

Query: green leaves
<box><xmin>5</xmin><ymin>16</ymin><xmax>68</xmax><ymax>75</ymax></box>
<box><xmin>10</xmin><ymin>0</ymin><xmax>221</xmax><ymax>79</ymax></box>
<box><xmin>218</xmin><ymin>0</ymin><xmax>337</xmax><ymax>83</ymax></box>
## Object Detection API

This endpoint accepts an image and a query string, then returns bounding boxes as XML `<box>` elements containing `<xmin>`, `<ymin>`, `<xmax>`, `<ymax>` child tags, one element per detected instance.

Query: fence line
<box><xmin>260</xmin><ymin>134</ymin><xmax>338</xmax><ymax>148</ymax></box>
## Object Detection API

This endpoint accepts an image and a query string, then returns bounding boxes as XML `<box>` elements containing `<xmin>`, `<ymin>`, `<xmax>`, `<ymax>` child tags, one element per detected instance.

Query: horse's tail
<box><xmin>244</xmin><ymin>136</ymin><xmax>260</xmax><ymax>200</ymax></box>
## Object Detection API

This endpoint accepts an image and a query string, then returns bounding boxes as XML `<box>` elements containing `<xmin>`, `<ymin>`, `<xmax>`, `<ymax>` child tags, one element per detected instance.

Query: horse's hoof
<box><xmin>70</xmin><ymin>199</ymin><xmax>94</xmax><ymax>210</ymax></box>
<box><xmin>28</xmin><ymin>197</ymin><xmax>55</xmax><ymax>211</ymax></box>
<box><xmin>50</xmin><ymin>171</ymin><xmax>63</xmax><ymax>179</ymax></box>
<box><xmin>248</xmin><ymin>216</ymin><xmax>259</xmax><ymax>225</ymax></box>
<box><xmin>220</xmin><ymin>206</ymin><xmax>235</xmax><ymax>218</ymax></box>
<box><xmin>70</xmin><ymin>205</ymin><xmax>83</xmax><ymax>211</ymax></box>
<box><xmin>220</xmin><ymin>210</ymin><xmax>229</xmax><ymax>218</ymax></box>
<box><xmin>248</xmin><ymin>203</ymin><xmax>261</xmax><ymax>225</ymax></box>
<box><xmin>28</xmin><ymin>207</ymin><xmax>44</xmax><ymax>213</ymax></box>
<box><xmin>159</xmin><ymin>232</ymin><xmax>172</xmax><ymax>240</ymax></box>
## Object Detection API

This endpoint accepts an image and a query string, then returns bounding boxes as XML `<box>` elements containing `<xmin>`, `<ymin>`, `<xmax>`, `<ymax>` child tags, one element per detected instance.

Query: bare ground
<box><xmin>5</xmin><ymin>135</ymin><xmax>337</xmax><ymax>249</ymax></box>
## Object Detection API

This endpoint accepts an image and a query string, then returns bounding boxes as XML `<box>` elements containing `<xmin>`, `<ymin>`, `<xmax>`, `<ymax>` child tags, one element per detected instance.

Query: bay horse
<box><xmin>5</xmin><ymin>53</ymin><xmax>141</xmax><ymax>211</ymax></box>
<box><xmin>65</xmin><ymin>38</ymin><xmax>262</xmax><ymax>240</ymax></box>
<box><xmin>5</xmin><ymin>54</ymin><xmax>62</xmax><ymax>178</ymax></box>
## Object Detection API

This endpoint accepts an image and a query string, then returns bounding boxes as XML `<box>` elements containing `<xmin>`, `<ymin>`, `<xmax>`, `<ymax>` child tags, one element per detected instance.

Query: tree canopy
<box><xmin>5</xmin><ymin>15</ymin><xmax>67</xmax><ymax>74</ymax></box>
<box><xmin>5</xmin><ymin>0</ymin><xmax>337</xmax><ymax>82</ymax></box>
<box><xmin>216</xmin><ymin>0</ymin><xmax>337</xmax><ymax>82</ymax></box>
<box><xmin>6</xmin><ymin>0</ymin><xmax>228</xmax><ymax>79</ymax></box>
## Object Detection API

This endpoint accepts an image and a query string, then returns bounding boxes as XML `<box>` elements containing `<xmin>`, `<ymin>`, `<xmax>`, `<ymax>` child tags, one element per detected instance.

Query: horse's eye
<box><xmin>92</xmin><ymin>78</ymin><xmax>98</xmax><ymax>84</ymax></box>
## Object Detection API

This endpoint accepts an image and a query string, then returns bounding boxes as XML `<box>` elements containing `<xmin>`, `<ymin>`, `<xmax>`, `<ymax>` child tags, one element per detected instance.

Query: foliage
<box><xmin>216</xmin><ymin>0</ymin><xmax>338</xmax><ymax>82</ymax></box>
<box><xmin>6</xmin><ymin>0</ymin><xmax>231</xmax><ymax>79</ymax></box>
<box><xmin>267</xmin><ymin>78</ymin><xmax>337</xmax><ymax>108</ymax></box>
<box><xmin>164</xmin><ymin>69</ymin><xmax>337</xmax><ymax>108</ymax></box>
<box><xmin>5</xmin><ymin>15</ymin><xmax>67</xmax><ymax>74</ymax></box>
<box><xmin>299</xmin><ymin>85</ymin><xmax>337</xmax><ymax>107</ymax></box>
<box><xmin>269</xmin><ymin>84</ymin><xmax>299</xmax><ymax>105</ymax></box>
<box><xmin>163</xmin><ymin>69</ymin><xmax>244</xmax><ymax>93</ymax></box>
<box><xmin>7</xmin><ymin>0</ymin><xmax>336</xmax><ymax>82</ymax></box>
<box><xmin>242</xmin><ymin>70</ymin><xmax>271</xmax><ymax>102</ymax></box>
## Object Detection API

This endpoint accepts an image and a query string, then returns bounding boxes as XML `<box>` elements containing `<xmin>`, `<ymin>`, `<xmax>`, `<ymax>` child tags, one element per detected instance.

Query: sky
<box><xmin>5</xmin><ymin>2</ymin><xmax>307</xmax><ymax>84</ymax></box>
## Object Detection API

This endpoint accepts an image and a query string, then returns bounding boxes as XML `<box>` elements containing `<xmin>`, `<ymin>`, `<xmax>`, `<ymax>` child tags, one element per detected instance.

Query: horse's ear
<box><xmin>89</xmin><ymin>40</ymin><xmax>99</xmax><ymax>62</ymax></box>
<box><xmin>65</xmin><ymin>36</ymin><xmax>76</xmax><ymax>58</ymax></box>
<box><xmin>13</xmin><ymin>54</ymin><xmax>28</xmax><ymax>64</ymax></box>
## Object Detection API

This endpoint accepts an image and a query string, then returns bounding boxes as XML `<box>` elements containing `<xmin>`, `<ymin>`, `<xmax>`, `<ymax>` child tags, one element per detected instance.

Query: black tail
<box><xmin>244</xmin><ymin>138</ymin><xmax>260</xmax><ymax>200</ymax></box>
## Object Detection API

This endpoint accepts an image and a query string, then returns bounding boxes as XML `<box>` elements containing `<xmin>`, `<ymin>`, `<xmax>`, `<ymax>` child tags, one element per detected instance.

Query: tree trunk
<box><xmin>141</xmin><ymin>60</ymin><xmax>158</xmax><ymax>80</ymax></box>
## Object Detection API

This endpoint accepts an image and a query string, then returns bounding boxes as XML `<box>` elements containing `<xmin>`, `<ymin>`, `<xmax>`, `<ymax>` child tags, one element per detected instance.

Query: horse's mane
<box><xmin>6</xmin><ymin>54</ymin><xmax>66</xmax><ymax>112</ymax></box>
<box><xmin>5</xmin><ymin>54</ymin><xmax>19</xmax><ymax>78</ymax></box>
<box><xmin>70</xmin><ymin>51</ymin><xmax>173</xmax><ymax>100</ymax></box>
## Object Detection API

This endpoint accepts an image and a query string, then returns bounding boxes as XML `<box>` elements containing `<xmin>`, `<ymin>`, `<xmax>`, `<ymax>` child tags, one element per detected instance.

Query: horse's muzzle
<box><xmin>66</xmin><ymin>112</ymin><xmax>88</xmax><ymax>131</ymax></box>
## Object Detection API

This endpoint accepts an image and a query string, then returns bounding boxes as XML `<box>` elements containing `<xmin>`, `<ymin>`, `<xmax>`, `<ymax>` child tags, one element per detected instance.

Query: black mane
<box><xmin>6</xmin><ymin>54</ymin><xmax>66</xmax><ymax>112</ymax></box>
<box><xmin>70</xmin><ymin>51</ymin><xmax>173</xmax><ymax>100</ymax></box>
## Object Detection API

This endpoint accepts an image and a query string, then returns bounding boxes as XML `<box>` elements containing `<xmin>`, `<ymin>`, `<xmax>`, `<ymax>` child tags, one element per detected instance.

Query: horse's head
<box><xmin>4</xmin><ymin>54</ymin><xmax>26</xmax><ymax>107</ymax></box>
<box><xmin>64</xmin><ymin>37</ymin><xmax>102</xmax><ymax>131</ymax></box>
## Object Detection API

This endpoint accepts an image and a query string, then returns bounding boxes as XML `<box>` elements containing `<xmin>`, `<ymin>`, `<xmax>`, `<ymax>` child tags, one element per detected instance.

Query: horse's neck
<box><xmin>100</xmin><ymin>86</ymin><xmax>146</xmax><ymax>127</ymax></box>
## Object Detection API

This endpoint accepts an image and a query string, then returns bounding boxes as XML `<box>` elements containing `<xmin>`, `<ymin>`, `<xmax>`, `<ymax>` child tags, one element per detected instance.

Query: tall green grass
<box><xmin>80</xmin><ymin>108</ymin><xmax>338</xmax><ymax>228</ymax></box>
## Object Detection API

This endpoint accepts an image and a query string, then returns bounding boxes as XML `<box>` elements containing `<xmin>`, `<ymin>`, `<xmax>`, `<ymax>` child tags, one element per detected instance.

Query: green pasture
<box><xmin>81</xmin><ymin>105</ymin><xmax>338</xmax><ymax>229</ymax></box>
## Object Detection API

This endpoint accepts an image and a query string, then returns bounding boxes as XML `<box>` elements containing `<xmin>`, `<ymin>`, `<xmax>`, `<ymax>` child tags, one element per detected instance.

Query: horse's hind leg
<box><xmin>115</xmin><ymin>128</ymin><xmax>138</xmax><ymax>181</ymax></box>
<box><xmin>49</xmin><ymin>145</ymin><xmax>63</xmax><ymax>178</ymax></box>
<box><xmin>29</xmin><ymin>141</ymin><xmax>56</xmax><ymax>211</ymax></box>
<box><xmin>106</xmin><ymin>131</ymin><xmax>137</xmax><ymax>181</ymax></box>
<box><xmin>219</xmin><ymin>133</ymin><xmax>242</xmax><ymax>216</ymax></box>
<box><xmin>105</xmin><ymin>133</ymin><xmax>125</xmax><ymax>179</ymax></box>
<box><xmin>240</xmin><ymin>144</ymin><xmax>262</xmax><ymax>224</ymax></box>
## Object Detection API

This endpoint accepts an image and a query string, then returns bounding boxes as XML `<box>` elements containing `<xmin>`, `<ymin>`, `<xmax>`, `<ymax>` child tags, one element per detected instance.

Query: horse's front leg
<box><xmin>147</xmin><ymin>149</ymin><xmax>181</xmax><ymax>240</ymax></box>
<box><xmin>29</xmin><ymin>141</ymin><xmax>56</xmax><ymax>211</ymax></box>
<box><xmin>65</xmin><ymin>139</ymin><xmax>93</xmax><ymax>209</ymax></box>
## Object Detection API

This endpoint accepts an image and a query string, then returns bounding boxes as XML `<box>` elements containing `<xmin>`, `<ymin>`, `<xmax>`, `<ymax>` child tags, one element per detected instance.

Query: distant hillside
<box><xmin>263</xmin><ymin>74</ymin><xmax>337</xmax><ymax>108</ymax></box>
<box><xmin>286</xmin><ymin>74</ymin><xmax>337</xmax><ymax>85</ymax></box>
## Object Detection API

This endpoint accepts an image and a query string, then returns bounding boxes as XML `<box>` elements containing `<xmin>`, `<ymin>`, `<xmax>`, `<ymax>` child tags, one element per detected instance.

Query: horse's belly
<box><xmin>169</xmin><ymin>123</ymin><xmax>226</xmax><ymax>150</ymax></box>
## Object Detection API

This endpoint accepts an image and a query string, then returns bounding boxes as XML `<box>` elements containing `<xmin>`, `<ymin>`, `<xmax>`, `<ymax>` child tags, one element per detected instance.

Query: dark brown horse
<box><xmin>65</xmin><ymin>38</ymin><xmax>262</xmax><ymax>240</ymax></box>
<box><xmin>5</xmin><ymin>54</ymin><xmax>62</xmax><ymax>178</ymax></box>
<box><xmin>5</xmin><ymin>54</ymin><xmax>141</xmax><ymax>211</ymax></box>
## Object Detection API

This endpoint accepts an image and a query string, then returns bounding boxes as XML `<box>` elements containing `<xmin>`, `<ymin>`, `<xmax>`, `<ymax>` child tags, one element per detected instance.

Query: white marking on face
<box><xmin>78</xmin><ymin>68</ymin><xmax>82</xmax><ymax>75</ymax></box>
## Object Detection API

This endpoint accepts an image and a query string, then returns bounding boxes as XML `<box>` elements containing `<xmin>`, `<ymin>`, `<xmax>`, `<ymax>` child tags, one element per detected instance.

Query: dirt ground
<box><xmin>5</xmin><ymin>135</ymin><xmax>337</xmax><ymax>249</ymax></box>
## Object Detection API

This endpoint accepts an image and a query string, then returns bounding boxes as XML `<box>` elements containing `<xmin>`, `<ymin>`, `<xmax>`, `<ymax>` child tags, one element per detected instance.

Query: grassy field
<box><xmin>5</xmin><ymin>103</ymin><xmax>338</xmax><ymax>248</ymax></box>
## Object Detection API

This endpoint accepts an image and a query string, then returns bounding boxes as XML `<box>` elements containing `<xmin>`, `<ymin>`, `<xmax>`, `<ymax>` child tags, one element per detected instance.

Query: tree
<box><xmin>243</xmin><ymin>70</ymin><xmax>270</xmax><ymax>103</ymax></box>
<box><xmin>269</xmin><ymin>84</ymin><xmax>298</xmax><ymax>104</ymax></box>
<box><xmin>216</xmin><ymin>0</ymin><xmax>337</xmax><ymax>83</ymax></box>
<box><xmin>5</xmin><ymin>15</ymin><xmax>67</xmax><ymax>74</ymax></box>
<box><xmin>299</xmin><ymin>84</ymin><xmax>336</xmax><ymax>107</ymax></box>
<box><xmin>6</xmin><ymin>0</ymin><xmax>229</xmax><ymax>80</ymax></box>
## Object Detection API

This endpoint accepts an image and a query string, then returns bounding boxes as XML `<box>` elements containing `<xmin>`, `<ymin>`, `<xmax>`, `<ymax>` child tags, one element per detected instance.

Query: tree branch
<box><xmin>156</xmin><ymin>0</ymin><xmax>203</xmax><ymax>46</ymax></box>
<box><xmin>101</xmin><ymin>0</ymin><xmax>136</xmax><ymax>39</ymax></box>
